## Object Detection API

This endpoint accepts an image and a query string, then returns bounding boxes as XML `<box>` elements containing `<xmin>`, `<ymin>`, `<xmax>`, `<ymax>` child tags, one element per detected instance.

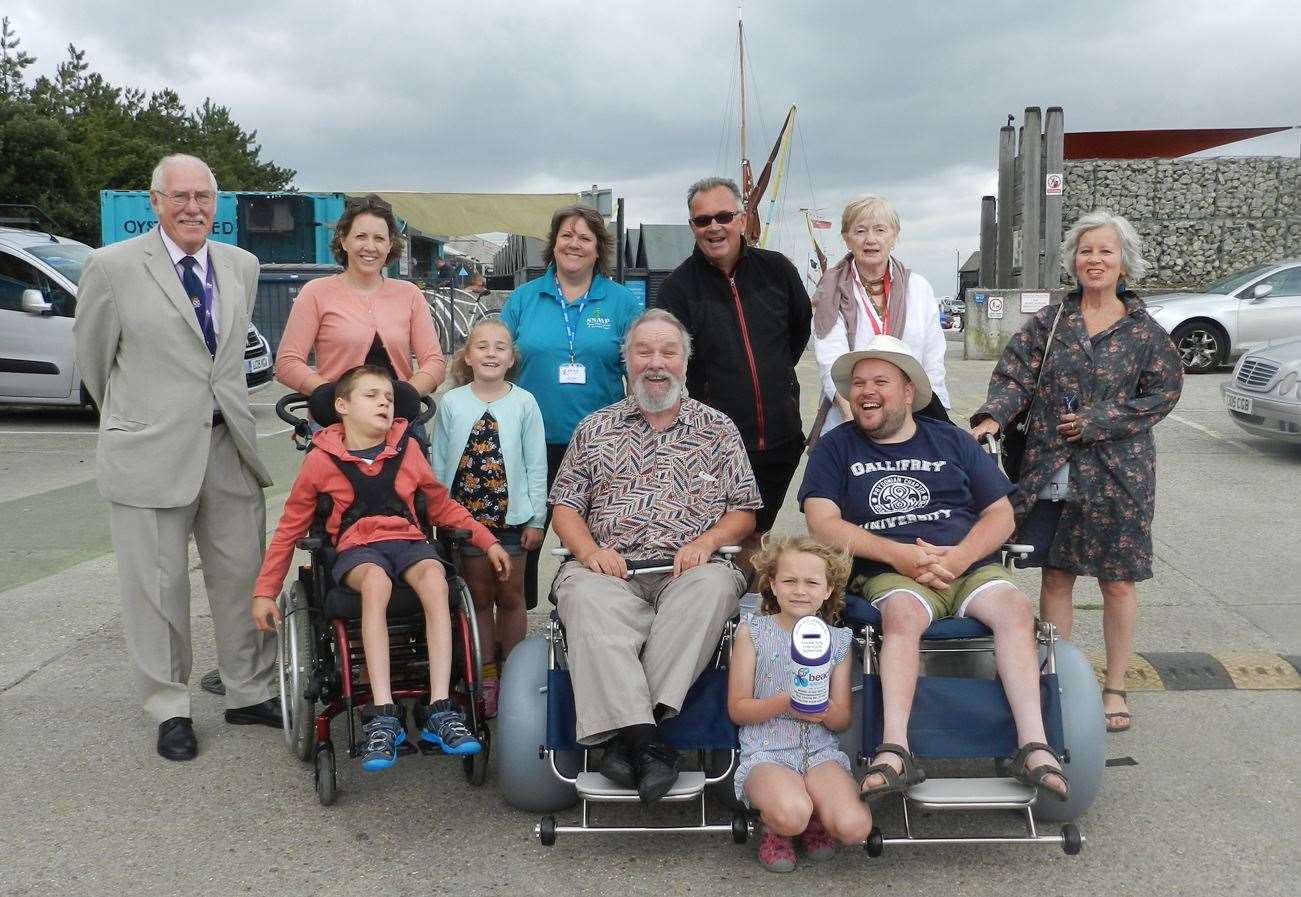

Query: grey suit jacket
<box><xmin>74</xmin><ymin>229</ymin><xmax>273</xmax><ymax>508</ymax></box>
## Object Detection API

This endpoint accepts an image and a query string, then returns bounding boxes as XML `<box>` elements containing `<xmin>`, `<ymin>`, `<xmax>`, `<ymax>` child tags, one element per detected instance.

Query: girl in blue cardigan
<box><xmin>433</xmin><ymin>320</ymin><xmax>548</xmax><ymax>717</ymax></box>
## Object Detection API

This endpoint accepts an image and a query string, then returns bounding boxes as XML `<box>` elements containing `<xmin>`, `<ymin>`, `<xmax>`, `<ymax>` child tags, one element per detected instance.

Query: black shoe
<box><xmin>599</xmin><ymin>738</ymin><xmax>637</xmax><ymax>789</ymax></box>
<box><xmin>635</xmin><ymin>742</ymin><xmax>680</xmax><ymax>804</ymax></box>
<box><xmin>224</xmin><ymin>698</ymin><xmax>283</xmax><ymax>728</ymax></box>
<box><xmin>157</xmin><ymin>717</ymin><xmax>197</xmax><ymax>761</ymax></box>
<box><xmin>199</xmin><ymin>669</ymin><xmax>225</xmax><ymax>696</ymax></box>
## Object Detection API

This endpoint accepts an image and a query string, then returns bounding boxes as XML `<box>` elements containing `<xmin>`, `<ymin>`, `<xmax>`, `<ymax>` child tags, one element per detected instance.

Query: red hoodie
<box><xmin>254</xmin><ymin>419</ymin><xmax>498</xmax><ymax>597</ymax></box>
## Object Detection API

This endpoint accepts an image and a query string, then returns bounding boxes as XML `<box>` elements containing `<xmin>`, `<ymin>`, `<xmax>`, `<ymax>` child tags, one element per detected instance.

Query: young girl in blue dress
<box><xmin>727</xmin><ymin>535</ymin><xmax>872</xmax><ymax>872</ymax></box>
<box><xmin>433</xmin><ymin>319</ymin><xmax>547</xmax><ymax>717</ymax></box>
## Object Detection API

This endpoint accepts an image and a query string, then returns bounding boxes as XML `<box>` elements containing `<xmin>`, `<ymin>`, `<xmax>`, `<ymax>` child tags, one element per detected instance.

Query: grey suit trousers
<box><xmin>109</xmin><ymin>423</ymin><xmax>274</xmax><ymax>722</ymax></box>
<box><xmin>555</xmin><ymin>559</ymin><xmax>744</xmax><ymax>745</ymax></box>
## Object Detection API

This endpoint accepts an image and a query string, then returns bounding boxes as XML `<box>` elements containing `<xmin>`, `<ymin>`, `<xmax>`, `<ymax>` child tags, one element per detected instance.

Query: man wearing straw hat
<box><xmin>798</xmin><ymin>335</ymin><xmax>1068</xmax><ymax>805</ymax></box>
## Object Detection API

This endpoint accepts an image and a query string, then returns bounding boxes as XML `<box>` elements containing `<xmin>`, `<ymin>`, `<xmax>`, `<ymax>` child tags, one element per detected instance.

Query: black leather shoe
<box><xmin>224</xmin><ymin>698</ymin><xmax>283</xmax><ymax>728</ymax></box>
<box><xmin>635</xmin><ymin>742</ymin><xmax>680</xmax><ymax>804</ymax></box>
<box><xmin>157</xmin><ymin>717</ymin><xmax>197</xmax><ymax>761</ymax></box>
<box><xmin>599</xmin><ymin>738</ymin><xmax>636</xmax><ymax>789</ymax></box>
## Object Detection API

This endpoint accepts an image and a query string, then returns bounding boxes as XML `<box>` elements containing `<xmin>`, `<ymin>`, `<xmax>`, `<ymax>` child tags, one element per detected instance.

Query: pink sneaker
<box><xmin>481</xmin><ymin>678</ymin><xmax>499</xmax><ymax>719</ymax></box>
<box><xmin>799</xmin><ymin>813</ymin><xmax>837</xmax><ymax>861</ymax></box>
<box><xmin>758</xmin><ymin>828</ymin><xmax>797</xmax><ymax>873</ymax></box>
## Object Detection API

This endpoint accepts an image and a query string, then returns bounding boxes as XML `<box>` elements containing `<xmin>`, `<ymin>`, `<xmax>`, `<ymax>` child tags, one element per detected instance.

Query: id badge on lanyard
<box><xmin>555</xmin><ymin>277</ymin><xmax>590</xmax><ymax>385</ymax></box>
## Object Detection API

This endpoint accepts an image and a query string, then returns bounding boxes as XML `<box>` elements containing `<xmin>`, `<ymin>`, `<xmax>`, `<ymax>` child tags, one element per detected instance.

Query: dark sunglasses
<box><xmin>689</xmin><ymin>210</ymin><xmax>740</xmax><ymax>228</ymax></box>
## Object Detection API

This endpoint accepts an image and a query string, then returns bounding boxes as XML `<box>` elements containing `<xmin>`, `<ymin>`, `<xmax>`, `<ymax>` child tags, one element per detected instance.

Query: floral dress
<box><xmin>734</xmin><ymin>613</ymin><xmax>853</xmax><ymax>803</ymax></box>
<box><xmin>450</xmin><ymin>412</ymin><xmax>508</xmax><ymax>529</ymax></box>
<box><xmin>975</xmin><ymin>291</ymin><xmax>1183</xmax><ymax>581</ymax></box>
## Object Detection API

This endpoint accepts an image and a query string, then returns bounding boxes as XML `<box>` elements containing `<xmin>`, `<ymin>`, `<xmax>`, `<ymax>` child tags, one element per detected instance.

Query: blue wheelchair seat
<box><xmin>841</xmin><ymin>594</ymin><xmax>993</xmax><ymax>640</ymax></box>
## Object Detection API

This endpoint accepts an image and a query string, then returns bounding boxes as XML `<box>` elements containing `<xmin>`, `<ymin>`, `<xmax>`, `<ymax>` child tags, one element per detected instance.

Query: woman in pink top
<box><xmin>276</xmin><ymin>194</ymin><xmax>446</xmax><ymax>422</ymax></box>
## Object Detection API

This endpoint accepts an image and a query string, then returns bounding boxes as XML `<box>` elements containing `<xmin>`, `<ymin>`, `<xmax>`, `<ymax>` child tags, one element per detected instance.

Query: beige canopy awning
<box><xmin>347</xmin><ymin>191</ymin><xmax>578</xmax><ymax>240</ymax></box>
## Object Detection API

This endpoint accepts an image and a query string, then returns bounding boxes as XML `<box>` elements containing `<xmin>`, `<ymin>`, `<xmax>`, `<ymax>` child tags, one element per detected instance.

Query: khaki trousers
<box><xmin>554</xmin><ymin>559</ymin><xmax>744</xmax><ymax>745</ymax></box>
<box><xmin>109</xmin><ymin>423</ymin><xmax>274</xmax><ymax>722</ymax></box>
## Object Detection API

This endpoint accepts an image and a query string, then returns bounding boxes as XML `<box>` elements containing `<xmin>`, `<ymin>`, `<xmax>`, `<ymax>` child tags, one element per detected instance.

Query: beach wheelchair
<box><xmin>272</xmin><ymin>393</ymin><xmax>490</xmax><ymax>805</ymax></box>
<box><xmin>495</xmin><ymin>548</ymin><xmax>751</xmax><ymax>846</ymax></box>
<box><xmin>840</xmin><ymin>541</ymin><xmax>1105</xmax><ymax>857</ymax></box>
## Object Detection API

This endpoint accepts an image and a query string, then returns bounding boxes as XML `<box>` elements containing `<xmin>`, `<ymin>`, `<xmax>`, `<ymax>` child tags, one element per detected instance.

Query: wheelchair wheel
<box><xmin>865</xmin><ymin>826</ymin><xmax>884</xmax><ymax>858</ymax></box>
<box><xmin>730</xmin><ymin>813</ymin><xmax>749</xmax><ymax>844</ymax></box>
<box><xmin>1035</xmin><ymin>639</ymin><xmax>1105</xmax><ymax>822</ymax></box>
<box><xmin>496</xmin><ymin>635</ymin><xmax>579</xmax><ymax>812</ymax></box>
<box><xmin>279</xmin><ymin>582</ymin><xmax>316</xmax><ymax>762</ymax></box>
<box><xmin>314</xmin><ymin>742</ymin><xmax>337</xmax><ymax>806</ymax></box>
<box><xmin>1061</xmin><ymin>822</ymin><xmax>1083</xmax><ymax>855</ymax></box>
<box><xmin>463</xmin><ymin>724</ymin><xmax>490</xmax><ymax>786</ymax></box>
<box><xmin>538</xmin><ymin>815</ymin><xmax>557</xmax><ymax>847</ymax></box>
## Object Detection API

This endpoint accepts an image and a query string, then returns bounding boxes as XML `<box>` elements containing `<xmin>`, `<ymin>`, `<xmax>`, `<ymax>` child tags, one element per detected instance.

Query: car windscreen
<box><xmin>27</xmin><ymin>242</ymin><xmax>92</xmax><ymax>285</ymax></box>
<box><xmin>1203</xmin><ymin>263</ymin><xmax>1275</xmax><ymax>296</ymax></box>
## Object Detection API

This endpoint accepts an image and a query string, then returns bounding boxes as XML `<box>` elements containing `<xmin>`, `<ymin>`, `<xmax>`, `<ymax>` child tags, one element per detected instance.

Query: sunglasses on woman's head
<box><xmin>689</xmin><ymin>210</ymin><xmax>740</xmax><ymax>228</ymax></box>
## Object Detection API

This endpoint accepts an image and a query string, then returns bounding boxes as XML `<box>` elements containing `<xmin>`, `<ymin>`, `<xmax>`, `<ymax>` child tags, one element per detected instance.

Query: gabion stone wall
<box><xmin>1063</xmin><ymin>156</ymin><xmax>1300</xmax><ymax>289</ymax></box>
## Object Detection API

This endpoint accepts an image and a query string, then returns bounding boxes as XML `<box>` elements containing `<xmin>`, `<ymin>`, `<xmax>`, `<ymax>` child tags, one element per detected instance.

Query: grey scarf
<box><xmin>811</xmin><ymin>252</ymin><xmax>910</xmax><ymax>343</ymax></box>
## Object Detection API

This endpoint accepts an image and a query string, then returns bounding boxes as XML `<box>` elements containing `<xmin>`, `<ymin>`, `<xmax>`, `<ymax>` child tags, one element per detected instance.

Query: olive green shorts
<box><xmin>858</xmin><ymin>563</ymin><xmax>1016</xmax><ymax>622</ymax></box>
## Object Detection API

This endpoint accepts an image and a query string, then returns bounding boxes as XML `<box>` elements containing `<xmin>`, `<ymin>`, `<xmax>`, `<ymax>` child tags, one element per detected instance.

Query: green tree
<box><xmin>0</xmin><ymin>22</ymin><xmax>295</xmax><ymax>245</ymax></box>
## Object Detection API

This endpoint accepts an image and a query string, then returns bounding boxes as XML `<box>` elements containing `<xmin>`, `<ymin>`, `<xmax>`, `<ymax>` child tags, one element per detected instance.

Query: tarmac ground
<box><xmin>1</xmin><ymin>340</ymin><xmax>1298</xmax><ymax>896</ymax></box>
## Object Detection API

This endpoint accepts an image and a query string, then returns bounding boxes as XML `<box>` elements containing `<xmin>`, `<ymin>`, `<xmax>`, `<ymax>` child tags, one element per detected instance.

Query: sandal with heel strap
<box><xmin>1008</xmin><ymin>741</ymin><xmax>1070</xmax><ymax>802</ymax></box>
<box><xmin>1103</xmin><ymin>687</ymin><xmax>1131</xmax><ymax>733</ymax></box>
<box><xmin>859</xmin><ymin>742</ymin><xmax>926</xmax><ymax>801</ymax></box>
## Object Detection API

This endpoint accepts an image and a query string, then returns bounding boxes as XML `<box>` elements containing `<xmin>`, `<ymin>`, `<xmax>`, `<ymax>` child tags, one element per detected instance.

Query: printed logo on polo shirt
<box><xmin>869</xmin><ymin>475</ymin><xmax>930</xmax><ymax>515</ymax></box>
<box><xmin>585</xmin><ymin>311</ymin><xmax>613</xmax><ymax>329</ymax></box>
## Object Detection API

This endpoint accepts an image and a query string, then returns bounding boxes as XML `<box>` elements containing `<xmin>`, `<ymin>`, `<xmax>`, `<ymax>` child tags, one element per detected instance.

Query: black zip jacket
<box><xmin>656</xmin><ymin>243</ymin><xmax>812</xmax><ymax>452</ymax></box>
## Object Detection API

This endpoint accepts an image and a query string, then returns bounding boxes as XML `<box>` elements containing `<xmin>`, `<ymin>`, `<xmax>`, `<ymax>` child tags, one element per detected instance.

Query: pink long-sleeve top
<box><xmin>274</xmin><ymin>275</ymin><xmax>446</xmax><ymax>392</ymax></box>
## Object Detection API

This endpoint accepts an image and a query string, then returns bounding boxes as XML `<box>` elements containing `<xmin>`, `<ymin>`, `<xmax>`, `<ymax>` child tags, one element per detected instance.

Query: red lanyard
<box><xmin>855</xmin><ymin>267</ymin><xmax>891</xmax><ymax>336</ymax></box>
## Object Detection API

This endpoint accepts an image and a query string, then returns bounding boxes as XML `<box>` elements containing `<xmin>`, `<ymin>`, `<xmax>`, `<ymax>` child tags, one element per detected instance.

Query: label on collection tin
<box><xmin>790</xmin><ymin>616</ymin><xmax>833</xmax><ymax>714</ymax></box>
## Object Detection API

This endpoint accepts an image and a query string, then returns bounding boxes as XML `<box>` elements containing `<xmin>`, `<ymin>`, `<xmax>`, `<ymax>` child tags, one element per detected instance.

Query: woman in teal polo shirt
<box><xmin>500</xmin><ymin>204</ymin><xmax>641</xmax><ymax>606</ymax></box>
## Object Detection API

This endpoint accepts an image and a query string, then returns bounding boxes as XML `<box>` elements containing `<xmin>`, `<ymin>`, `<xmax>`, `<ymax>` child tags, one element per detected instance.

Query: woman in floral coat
<box><xmin>971</xmin><ymin>210</ymin><xmax>1183</xmax><ymax>734</ymax></box>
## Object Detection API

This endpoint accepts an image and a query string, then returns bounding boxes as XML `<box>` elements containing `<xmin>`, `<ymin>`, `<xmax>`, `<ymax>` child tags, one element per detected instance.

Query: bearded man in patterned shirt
<box><xmin>549</xmin><ymin>308</ymin><xmax>761</xmax><ymax>804</ymax></box>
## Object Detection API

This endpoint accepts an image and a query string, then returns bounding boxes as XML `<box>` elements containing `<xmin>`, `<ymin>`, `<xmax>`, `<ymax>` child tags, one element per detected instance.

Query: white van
<box><xmin>0</xmin><ymin>227</ymin><xmax>272</xmax><ymax>408</ymax></box>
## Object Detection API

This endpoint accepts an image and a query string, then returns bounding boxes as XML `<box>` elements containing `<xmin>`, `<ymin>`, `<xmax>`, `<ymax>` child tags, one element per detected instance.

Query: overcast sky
<box><xmin>9</xmin><ymin>0</ymin><xmax>1300</xmax><ymax>292</ymax></box>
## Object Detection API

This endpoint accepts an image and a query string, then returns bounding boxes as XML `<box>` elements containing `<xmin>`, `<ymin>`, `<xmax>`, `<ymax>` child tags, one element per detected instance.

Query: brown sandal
<box><xmin>859</xmin><ymin>743</ymin><xmax>926</xmax><ymax>800</ymax></box>
<box><xmin>1008</xmin><ymin>742</ymin><xmax>1070</xmax><ymax>802</ymax></box>
<box><xmin>1103</xmin><ymin>687</ymin><xmax>1132</xmax><ymax>733</ymax></box>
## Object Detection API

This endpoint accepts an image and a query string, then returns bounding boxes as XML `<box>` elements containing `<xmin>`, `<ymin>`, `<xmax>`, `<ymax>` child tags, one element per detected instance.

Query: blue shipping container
<box><xmin>100</xmin><ymin>190</ymin><xmax>239</xmax><ymax>245</ymax></box>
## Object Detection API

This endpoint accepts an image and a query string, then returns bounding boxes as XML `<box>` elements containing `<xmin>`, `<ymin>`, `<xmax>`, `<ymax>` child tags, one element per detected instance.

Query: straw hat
<box><xmin>830</xmin><ymin>334</ymin><xmax>932</xmax><ymax>412</ymax></box>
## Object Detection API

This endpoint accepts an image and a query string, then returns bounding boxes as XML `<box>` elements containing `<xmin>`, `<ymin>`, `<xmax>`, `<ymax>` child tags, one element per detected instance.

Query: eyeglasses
<box><xmin>154</xmin><ymin>190</ymin><xmax>216</xmax><ymax>208</ymax></box>
<box><xmin>689</xmin><ymin>210</ymin><xmax>740</xmax><ymax>228</ymax></box>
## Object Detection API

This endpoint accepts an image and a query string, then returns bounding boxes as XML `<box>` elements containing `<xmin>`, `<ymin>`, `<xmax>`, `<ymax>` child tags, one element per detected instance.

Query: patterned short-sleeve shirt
<box><xmin>549</xmin><ymin>397</ymin><xmax>762</xmax><ymax>561</ymax></box>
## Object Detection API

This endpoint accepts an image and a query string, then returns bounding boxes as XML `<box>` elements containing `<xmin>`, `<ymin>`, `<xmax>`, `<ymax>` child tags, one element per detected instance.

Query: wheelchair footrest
<box><xmin>575</xmin><ymin>771</ymin><xmax>706</xmax><ymax>803</ymax></box>
<box><xmin>905</xmin><ymin>777</ymin><xmax>1037</xmax><ymax>809</ymax></box>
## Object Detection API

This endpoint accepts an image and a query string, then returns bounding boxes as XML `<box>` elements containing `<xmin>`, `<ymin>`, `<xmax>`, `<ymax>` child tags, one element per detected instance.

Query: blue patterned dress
<box><xmin>734</xmin><ymin>613</ymin><xmax>854</xmax><ymax>803</ymax></box>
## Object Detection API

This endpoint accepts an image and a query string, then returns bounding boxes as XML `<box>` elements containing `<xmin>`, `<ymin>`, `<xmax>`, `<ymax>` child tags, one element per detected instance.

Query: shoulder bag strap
<box><xmin>1018</xmin><ymin>302</ymin><xmax>1067</xmax><ymax>434</ymax></box>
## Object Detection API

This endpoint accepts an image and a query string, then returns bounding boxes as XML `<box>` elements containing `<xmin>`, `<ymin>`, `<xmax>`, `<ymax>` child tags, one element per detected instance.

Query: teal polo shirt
<box><xmin>500</xmin><ymin>267</ymin><xmax>642</xmax><ymax>445</ymax></box>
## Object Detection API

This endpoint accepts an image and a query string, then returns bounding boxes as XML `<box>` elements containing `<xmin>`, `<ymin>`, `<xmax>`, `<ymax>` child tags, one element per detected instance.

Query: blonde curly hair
<box><xmin>448</xmin><ymin>319</ymin><xmax>518</xmax><ymax>386</ymax></box>
<box><xmin>751</xmin><ymin>534</ymin><xmax>851</xmax><ymax>623</ymax></box>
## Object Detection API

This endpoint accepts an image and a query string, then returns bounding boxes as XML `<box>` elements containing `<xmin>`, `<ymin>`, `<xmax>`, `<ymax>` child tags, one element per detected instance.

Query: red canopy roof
<box><xmin>1064</xmin><ymin>127</ymin><xmax>1294</xmax><ymax>160</ymax></box>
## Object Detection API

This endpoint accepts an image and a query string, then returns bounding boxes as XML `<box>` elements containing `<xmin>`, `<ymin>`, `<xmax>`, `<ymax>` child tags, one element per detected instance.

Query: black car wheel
<box><xmin>1171</xmin><ymin>321</ymin><xmax>1226</xmax><ymax>373</ymax></box>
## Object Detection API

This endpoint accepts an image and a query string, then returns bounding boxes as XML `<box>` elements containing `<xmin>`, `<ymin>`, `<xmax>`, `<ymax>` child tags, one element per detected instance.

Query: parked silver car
<box><xmin>0</xmin><ymin>226</ymin><xmax>272</xmax><ymax>408</ymax></box>
<box><xmin>1221</xmin><ymin>337</ymin><xmax>1301</xmax><ymax>443</ymax></box>
<box><xmin>1145</xmin><ymin>260</ymin><xmax>1301</xmax><ymax>373</ymax></box>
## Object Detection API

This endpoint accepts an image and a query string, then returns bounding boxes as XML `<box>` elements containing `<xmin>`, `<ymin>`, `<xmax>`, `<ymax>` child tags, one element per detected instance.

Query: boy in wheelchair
<box><xmin>252</xmin><ymin>364</ymin><xmax>511</xmax><ymax>770</ymax></box>
<box><xmin>801</xmin><ymin>338</ymin><xmax>1068</xmax><ymax>803</ymax></box>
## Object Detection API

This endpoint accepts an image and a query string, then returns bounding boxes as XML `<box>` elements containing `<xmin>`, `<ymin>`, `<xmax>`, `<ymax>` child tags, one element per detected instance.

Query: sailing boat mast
<box><xmin>738</xmin><ymin>15</ymin><xmax>754</xmax><ymax>207</ymax></box>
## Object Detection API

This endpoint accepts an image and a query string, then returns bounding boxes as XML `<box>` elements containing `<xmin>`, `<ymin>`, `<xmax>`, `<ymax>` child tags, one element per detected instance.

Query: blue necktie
<box><xmin>180</xmin><ymin>255</ymin><xmax>216</xmax><ymax>355</ymax></box>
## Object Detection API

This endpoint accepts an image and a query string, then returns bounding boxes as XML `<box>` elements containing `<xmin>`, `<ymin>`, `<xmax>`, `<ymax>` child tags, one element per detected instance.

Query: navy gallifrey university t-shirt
<box><xmin>798</xmin><ymin>417</ymin><xmax>1016</xmax><ymax>581</ymax></box>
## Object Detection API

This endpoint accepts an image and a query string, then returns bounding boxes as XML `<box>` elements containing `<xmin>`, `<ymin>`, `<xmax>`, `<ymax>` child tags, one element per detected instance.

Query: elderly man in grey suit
<box><xmin>75</xmin><ymin>153</ymin><xmax>281</xmax><ymax>761</ymax></box>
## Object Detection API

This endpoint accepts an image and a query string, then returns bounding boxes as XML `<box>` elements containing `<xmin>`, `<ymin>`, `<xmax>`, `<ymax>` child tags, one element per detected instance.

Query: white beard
<box><xmin>633</xmin><ymin>371</ymin><xmax>686</xmax><ymax>413</ymax></box>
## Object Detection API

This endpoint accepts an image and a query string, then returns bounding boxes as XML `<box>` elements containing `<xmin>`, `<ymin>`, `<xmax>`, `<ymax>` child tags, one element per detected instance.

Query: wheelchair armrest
<box><xmin>438</xmin><ymin>528</ymin><xmax>472</xmax><ymax>543</ymax></box>
<box><xmin>717</xmin><ymin>545</ymin><xmax>741</xmax><ymax>558</ymax></box>
<box><xmin>1004</xmin><ymin>543</ymin><xmax>1035</xmax><ymax>557</ymax></box>
<box><xmin>549</xmin><ymin>547</ymin><xmax>572</xmax><ymax>558</ymax></box>
<box><xmin>296</xmin><ymin>536</ymin><xmax>324</xmax><ymax>551</ymax></box>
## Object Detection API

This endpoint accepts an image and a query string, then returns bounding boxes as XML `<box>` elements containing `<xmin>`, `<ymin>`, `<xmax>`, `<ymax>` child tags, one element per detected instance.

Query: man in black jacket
<box><xmin>656</xmin><ymin>177</ymin><xmax>812</xmax><ymax>572</ymax></box>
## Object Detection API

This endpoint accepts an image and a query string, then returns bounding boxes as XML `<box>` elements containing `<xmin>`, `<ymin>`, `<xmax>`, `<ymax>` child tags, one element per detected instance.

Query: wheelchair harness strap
<box><xmin>328</xmin><ymin>434</ymin><xmax>423</xmax><ymax>544</ymax></box>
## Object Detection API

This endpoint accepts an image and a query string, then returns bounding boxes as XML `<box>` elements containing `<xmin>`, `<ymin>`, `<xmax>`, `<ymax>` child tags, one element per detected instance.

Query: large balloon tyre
<box><xmin>496</xmin><ymin>635</ymin><xmax>580</xmax><ymax>812</ymax></box>
<box><xmin>1034</xmin><ymin>639</ymin><xmax>1105</xmax><ymax>822</ymax></box>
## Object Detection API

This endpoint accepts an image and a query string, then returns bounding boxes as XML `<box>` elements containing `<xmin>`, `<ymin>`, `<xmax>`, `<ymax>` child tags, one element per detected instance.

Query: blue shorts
<box><xmin>459</xmin><ymin>526</ymin><xmax>523</xmax><ymax>558</ymax></box>
<box><xmin>332</xmin><ymin>539</ymin><xmax>443</xmax><ymax>585</ymax></box>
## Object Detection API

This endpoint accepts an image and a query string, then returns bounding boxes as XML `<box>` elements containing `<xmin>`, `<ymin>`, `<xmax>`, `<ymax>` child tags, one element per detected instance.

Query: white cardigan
<box><xmin>813</xmin><ymin>268</ymin><xmax>951</xmax><ymax>434</ymax></box>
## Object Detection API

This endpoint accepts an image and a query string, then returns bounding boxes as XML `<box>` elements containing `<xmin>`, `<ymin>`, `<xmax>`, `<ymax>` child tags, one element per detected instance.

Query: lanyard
<box><xmin>554</xmin><ymin>275</ymin><xmax>591</xmax><ymax>363</ymax></box>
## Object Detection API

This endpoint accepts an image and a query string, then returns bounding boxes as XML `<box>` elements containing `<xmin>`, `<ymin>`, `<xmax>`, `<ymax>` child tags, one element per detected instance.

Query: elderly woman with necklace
<box><xmin>971</xmin><ymin>210</ymin><xmax>1183</xmax><ymax>734</ymax></box>
<box><xmin>810</xmin><ymin>195</ymin><xmax>951</xmax><ymax>441</ymax></box>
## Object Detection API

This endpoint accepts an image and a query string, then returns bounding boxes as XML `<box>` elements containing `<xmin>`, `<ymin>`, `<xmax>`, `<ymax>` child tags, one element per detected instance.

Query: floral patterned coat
<box><xmin>974</xmin><ymin>291</ymin><xmax>1184</xmax><ymax>581</ymax></box>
